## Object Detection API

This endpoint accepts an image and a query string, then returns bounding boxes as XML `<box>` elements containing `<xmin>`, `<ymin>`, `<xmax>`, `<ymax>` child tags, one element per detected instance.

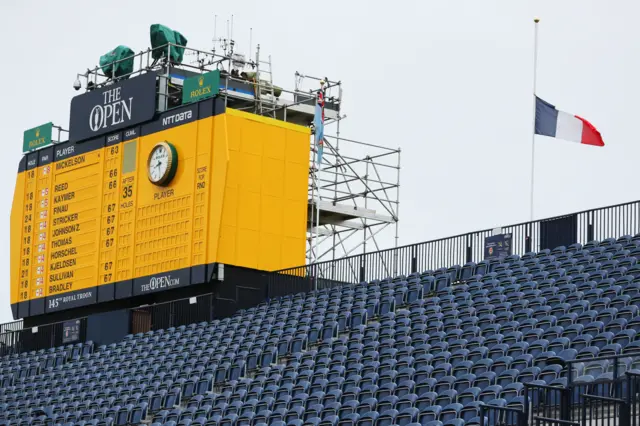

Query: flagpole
<box><xmin>313</xmin><ymin>80</ymin><xmax>326</xmax><ymax>291</ymax></box>
<box><xmin>529</xmin><ymin>17</ymin><xmax>540</xmax><ymax>222</ymax></box>
<box><xmin>313</xmin><ymin>164</ymin><xmax>320</xmax><ymax>291</ymax></box>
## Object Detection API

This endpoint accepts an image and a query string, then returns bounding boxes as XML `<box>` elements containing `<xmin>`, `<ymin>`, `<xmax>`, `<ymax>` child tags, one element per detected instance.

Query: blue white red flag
<box><xmin>314</xmin><ymin>90</ymin><xmax>325</xmax><ymax>166</ymax></box>
<box><xmin>535</xmin><ymin>96</ymin><xmax>604</xmax><ymax>147</ymax></box>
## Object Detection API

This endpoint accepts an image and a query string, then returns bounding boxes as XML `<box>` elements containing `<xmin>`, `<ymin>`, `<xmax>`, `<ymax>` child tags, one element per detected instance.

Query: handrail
<box><xmin>531</xmin><ymin>417</ymin><xmax>579</xmax><ymax>426</ymax></box>
<box><xmin>271</xmin><ymin>198</ymin><xmax>640</xmax><ymax>287</ymax></box>
<box><xmin>276</xmin><ymin>197</ymin><xmax>640</xmax><ymax>274</ymax></box>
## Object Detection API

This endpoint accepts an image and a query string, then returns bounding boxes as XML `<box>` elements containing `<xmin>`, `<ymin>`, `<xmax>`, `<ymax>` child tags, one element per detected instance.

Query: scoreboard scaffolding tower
<box><xmin>73</xmin><ymin>38</ymin><xmax>401</xmax><ymax>267</ymax></box>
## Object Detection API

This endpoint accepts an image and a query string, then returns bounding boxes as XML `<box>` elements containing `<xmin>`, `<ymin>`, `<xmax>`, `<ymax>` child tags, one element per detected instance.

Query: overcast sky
<box><xmin>0</xmin><ymin>1</ymin><xmax>638</xmax><ymax>323</ymax></box>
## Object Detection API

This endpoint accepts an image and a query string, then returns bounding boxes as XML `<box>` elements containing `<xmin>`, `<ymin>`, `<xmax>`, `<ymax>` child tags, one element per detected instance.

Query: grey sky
<box><xmin>0</xmin><ymin>1</ymin><xmax>637</xmax><ymax>323</ymax></box>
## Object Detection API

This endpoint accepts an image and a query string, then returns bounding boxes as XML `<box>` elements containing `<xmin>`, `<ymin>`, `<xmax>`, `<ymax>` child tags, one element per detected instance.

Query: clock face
<box><xmin>147</xmin><ymin>142</ymin><xmax>177</xmax><ymax>186</ymax></box>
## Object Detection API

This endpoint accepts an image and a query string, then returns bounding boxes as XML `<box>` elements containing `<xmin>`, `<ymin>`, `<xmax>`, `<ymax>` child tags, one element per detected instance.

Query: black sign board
<box><xmin>69</xmin><ymin>73</ymin><xmax>157</xmax><ymax>143</ymax></box>
<box><xmin>62</xmin><ymin>319</ymin><xmax>81</xmax><ymax>344</ymax></box>
<box><xmin>484</xmin><ymin>233</ymin><xmax>513</xmax><ymax>260</ymax></box>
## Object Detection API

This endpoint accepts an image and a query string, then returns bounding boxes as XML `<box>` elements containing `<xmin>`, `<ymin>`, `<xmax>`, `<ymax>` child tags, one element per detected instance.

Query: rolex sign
<box><xmin>182</xmin><ymin>70</ymin><xmax>220</xmax><ymax>104</ymax></box>
<box><xmin>69</xmin><ymin>73</ymin><xmax>157</xmax><ymax>142</ymax></box>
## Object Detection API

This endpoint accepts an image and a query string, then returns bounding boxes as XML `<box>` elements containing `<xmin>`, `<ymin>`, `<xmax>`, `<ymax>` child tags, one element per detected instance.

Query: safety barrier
<box><xmin>269</xmin><ymin>199</ymin><xmax>640</xmax><ymax>288</ymax></box>
<box><xmin>0</xmin><ymin>294</ymin><xmax>214</xmax><ymax>356</ymax></box>
<box><xmin>480</xmin><ymin>404</ymin><xmax>526</xmax><ymax>426</ymax></box>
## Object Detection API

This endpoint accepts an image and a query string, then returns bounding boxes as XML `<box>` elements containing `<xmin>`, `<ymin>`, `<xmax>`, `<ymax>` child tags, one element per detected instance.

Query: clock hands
<box><xmin>149</xmin><ymin>143</ymin><xmax>175</xmax><ymax>185</ymax></box>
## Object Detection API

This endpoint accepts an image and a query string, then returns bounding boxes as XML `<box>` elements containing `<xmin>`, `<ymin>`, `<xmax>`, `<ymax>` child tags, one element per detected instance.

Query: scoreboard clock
<box><xmin>147</xmin><ymin>141</ymin><xmax>178</xmax><ymax>186</ymax></box>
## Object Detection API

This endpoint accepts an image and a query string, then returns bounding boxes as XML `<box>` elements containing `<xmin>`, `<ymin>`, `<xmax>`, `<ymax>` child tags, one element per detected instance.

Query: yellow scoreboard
<box><xmin>11</xmin><ymin>97</ymin><xmax>310</xmax><ymax>319</ymax></box>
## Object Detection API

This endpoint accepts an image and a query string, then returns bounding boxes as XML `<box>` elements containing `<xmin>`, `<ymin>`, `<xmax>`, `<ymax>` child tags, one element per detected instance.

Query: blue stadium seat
<box><xmin>5</xmin><ymin>236</ymin><xmax>640</xmax><ymax>426</ymax></box>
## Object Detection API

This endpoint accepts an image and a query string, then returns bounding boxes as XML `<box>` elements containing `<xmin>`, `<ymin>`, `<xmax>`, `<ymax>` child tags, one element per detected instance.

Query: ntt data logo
<box><xmin>162</xmin><ymin>110</ymin><xmax>193</xmax><ymax>127</ymax></box>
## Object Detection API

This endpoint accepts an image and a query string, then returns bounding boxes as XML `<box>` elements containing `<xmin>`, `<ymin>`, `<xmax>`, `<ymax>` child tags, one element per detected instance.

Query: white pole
<box><xmin>529</xmin><ymin>17</ymin><xmax>540</xmax><ymax>222</ymax></box>
<box><xmin>313</xmin><ymin>80</ymin><xmax>326</xmax><ymax>291</ymax></box>
<box><xmin>309</xmin><ymin>153</ymin><xmax>316</xmax><ymax>266</ymax></box>
<box><xmin>314</xmin><ymin>166</ymin><xmax>321</xmax><ymax>291</ymax></box>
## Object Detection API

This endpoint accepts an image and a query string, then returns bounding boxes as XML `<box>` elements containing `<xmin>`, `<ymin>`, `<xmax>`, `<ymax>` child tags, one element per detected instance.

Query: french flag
<box><xmin>314</xmin><ymin>90</ymin><xmax>325</xmax><ymax>166</ymax></box>
<box><xmin>535</xmin><ymin>96</ymin><xmax>605</xmax><ymax>147</ymax></box>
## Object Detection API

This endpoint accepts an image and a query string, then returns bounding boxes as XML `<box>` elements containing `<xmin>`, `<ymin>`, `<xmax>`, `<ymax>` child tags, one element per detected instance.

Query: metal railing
<box><xmin>480</xmin><ymin>404</ymin><xmax>526</xmax><ymax>426</ymax></box>
<box><xmin>130</xmin><ymin>294</ymin><xmax>213</xmax><ymax>333</ymax></box>
<box><xmin>0</xmin><ymin>294</ymin><xmax>214</xmax><ymax>357</ymax></box>
<box><xmin>626</xmin><ymin>372</ymin><xmax>640</xmax><ymax>426</ymax></box>
<box><xmin>74</xmin><ymin>42</ymin><xmax>341</xmax><ymax>120</ymax></box>
<box><xmin>0</xmin><ymin>320</ymin><xmax>24</xmax><ymax>334</ymax></box>
<box><xmin>581</xmin><ymin>394</ymin><xmax>629</xmax><ymax>426</ymax></box>
<box><xmin>0</xmin><ymin>318</ymin><xmax>87</xmax><ymax>357</ymax></box>
<box><xmin>523</xmin><ymin>352</ymin><xmax>640</xmax><ymax>425</ymax></box>
<box><xmin>525</xmin><ymin>382</ymin><xmax>570</xmax><ymax>422</ymax></box>
<box><xmin>269</xmin><ymin>198</ymin><xmax>640</xmax><ymax>292</ymax></box>
<box><xmin>530</xmin><ymin>418</ymin><xmax>579</xmax><ymax>426</ymax></box>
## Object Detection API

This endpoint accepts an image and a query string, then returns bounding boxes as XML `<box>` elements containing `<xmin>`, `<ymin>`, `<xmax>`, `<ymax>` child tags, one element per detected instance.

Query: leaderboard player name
<box><xmin>52</xmin><ymin>213</ymin><xmax>78</xmax><ymax>225</ymax></box>
<box><xmin>49</xmin><ymin>281</ymin><xmax>73</xmax><ymax>293</ymax></box>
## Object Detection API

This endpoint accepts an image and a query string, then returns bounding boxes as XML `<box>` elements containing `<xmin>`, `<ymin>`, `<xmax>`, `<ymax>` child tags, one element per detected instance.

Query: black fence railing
<box><xmin>479</xmin><ymin>404</ymin><xmax>526</xmax><ymax>426</ymax></box>
<box><xmin>530</xmin><ymin>418</ymin><xmax>579</xmax><ymax>426</ymax></box>
<box><xmin>269</xmin><ymin>199</ymin><xmax>640</xmax><ymax>292</ymax></box>
<box><xmin>130</xmin><ymin>293</ymin><xmax>214</xmax><ymax>333</ymax></box>
<box><xmin>525</xmin><ymin>383</ymin><xmax>570</xmax><ymax>422</ymax></box>
<box><xmin>564</xmin><ymin>351</ymin><xmax>640</xmax><ymax>412</ymax></box>
<box><xmin>0</xmin><ymin>320</ymin><xmax>24</xmax><ymax>334</ymax></box>
<box><xmin>581</xmin><ymin>394</ymin><xmax>629</xmax><ymax>426</ymax></box>
<box><xmin>0</xmin><ymin>294</ymin><xmax>215</xmax><ymax>357</ymax></box>
<box><xmin>627</xmin><ymin>372</ymin><xmax>640</xmax><ymax>426</ymax></box>
<box><xmin>0</xmin><ymin>318</ymin><xmax>87</xmax><ymax>357</ymax></box>
<box><xmin>523</xmin><ymin>352</ymin><xmax>640</xmax><ymax>426</ymax></box>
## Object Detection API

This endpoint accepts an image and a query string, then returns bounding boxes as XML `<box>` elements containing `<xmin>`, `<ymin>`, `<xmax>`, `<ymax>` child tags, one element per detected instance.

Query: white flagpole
<box><xmin>313</xmin><ymin>80</ymin><xmax>326</xmax><ymax>291</ymax></box>
<box><xmin>529</xmin><ymin>17</ymin><xmax>540</xmax><ymax>222</ymax></box>
<box><xmin>314</xmin><ymin>164</ymin><xmax>321</xmax><ymax>291</ymax></box>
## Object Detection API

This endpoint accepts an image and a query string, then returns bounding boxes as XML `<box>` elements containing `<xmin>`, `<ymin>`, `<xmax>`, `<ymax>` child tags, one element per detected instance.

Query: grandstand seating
<box><xmin>2</xmin><ymin>236</ymin><xmax>640</xmax><ymax>426</ymax></box>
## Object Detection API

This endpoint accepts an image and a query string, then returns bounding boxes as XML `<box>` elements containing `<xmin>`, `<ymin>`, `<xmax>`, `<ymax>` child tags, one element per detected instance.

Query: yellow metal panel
<box><xmin>240</xmin><ymin>151</ymin><xmax>262</xmax><ymax>195</ymax></box>
<box><xmin>226</xmin><ymin>113</ymin><xmax>241</xmax><ymax>152</ymax></box>
<box><xmin>206</xmin><ymin>114</ymin><xmax>229</xmax><ymax>264</ymax></box>
<box><xmin>285</xmin><ymin>127</ymin><xmax>311</xmax><ymax>165</ymax></box>
<box><xmin>217</xmin><ymin>225</ymin><xmax>236</xmax><ymax>265</ymax></box>
<box><xmin>261</xmin><ymin>195</ymin><xmax>283</xmax><ymax>236</ymax></box>
<box><xmin>241</xmin><ymin>119</ymin><xmax>264</xmax><ymax>157</ymax></box>
<box><xmin>263</xmin><ymin>126</ymin><xmax>287</xmax><ymax>161</ymax></box>
<box><xmin>225</xmin><ymin>150</ymin><xmax>241</xmax><ymax>190</ymax></box>
<box><xmin>285</xmin><ymin>162</ymin><xmax>309</xmax><ymax>202</ymax></box>
<box><xmin>226</xmin><ymin>108</ymin><xmax>310</xmax><ymax>134</ymax></box>
<box><xmin>221</xmin><ymin>186</ymin><xmax>238</xmax><ymax>228</ymax></box>
<box><xmin>10</xmin><ymin>172</ymin><xmax>26</xmax><ymax>306</ymax></box>
<box><xmin>283</xmin><ymin>199</ymin><xmax>307</xmax><ymax>238</ymax></box>
<box><xmin>212</xmin><ymin>108</ymin><xmax>309</xmax><ymax>270</ymax></box>
<box><xmin>236</xmin><ymin>227</ymin><xmax>259</xmax><ymax>268</ymax></box>
<box><xmin>259</xmin><ymin>232</ymin><xmax>282</xmax><ymax>271</ymax></box>
<box><xmin>282</xmin><ymin>235</ymin><xmax>306</xmax><ymax>268</ymax></box>
<box><xmin>237</xmin><ymin>191</ymin><xmax>260</xmax><ymax>232</ymax></box>
<box><xmin>262</xmin><ymin>157</ymin><xmax>285</xmax><ymax>198</ymax></box>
